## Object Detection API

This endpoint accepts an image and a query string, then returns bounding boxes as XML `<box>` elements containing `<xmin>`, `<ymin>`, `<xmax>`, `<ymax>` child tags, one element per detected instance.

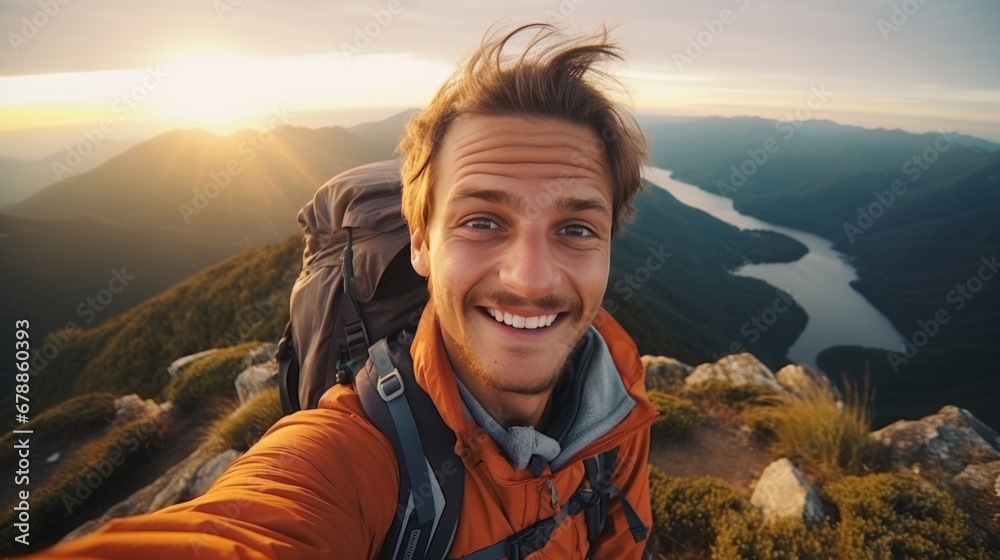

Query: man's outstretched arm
<box><xmin>28</xmin><ymin>408</ymin><xmax>398</xmax><ymax>560</ymax></box>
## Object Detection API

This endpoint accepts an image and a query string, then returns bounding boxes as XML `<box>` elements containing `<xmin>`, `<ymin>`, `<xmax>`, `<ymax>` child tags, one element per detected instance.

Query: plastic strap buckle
<box><xmin>377</xmin><ymin>369</ymin><xmax>405</xmax><ymax>402</ymax></box>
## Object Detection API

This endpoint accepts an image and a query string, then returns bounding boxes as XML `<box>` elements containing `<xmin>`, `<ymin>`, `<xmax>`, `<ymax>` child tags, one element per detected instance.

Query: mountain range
<box><xmin>2</xmin><ymin>112</ymin><xmax>997</xmax><ymax>429</ymax></box>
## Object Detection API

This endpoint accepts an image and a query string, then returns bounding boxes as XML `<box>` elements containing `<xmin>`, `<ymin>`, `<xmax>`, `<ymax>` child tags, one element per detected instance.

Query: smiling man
<box><xmin>29</xmin><ymin>23</ymin><xmax>655</xmax><ymax>560</ymax></box>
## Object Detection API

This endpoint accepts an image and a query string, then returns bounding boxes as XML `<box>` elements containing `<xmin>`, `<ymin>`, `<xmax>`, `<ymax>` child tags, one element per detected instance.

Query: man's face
<box><xmin>410</xmin><ymin>114</ymin><xmax>613</xmax><ymax>397</ymax></box>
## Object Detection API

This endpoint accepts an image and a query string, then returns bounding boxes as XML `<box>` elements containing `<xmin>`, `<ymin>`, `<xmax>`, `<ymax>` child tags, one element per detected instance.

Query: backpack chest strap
<box><xmin>455</xmin><ymin>453</ymin><xmax>648</xmax><ymax>560</ymax></box>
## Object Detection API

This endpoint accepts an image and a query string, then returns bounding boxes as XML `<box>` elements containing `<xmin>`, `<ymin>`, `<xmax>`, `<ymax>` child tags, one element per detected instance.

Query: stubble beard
<box><xmin>449</xmin><ymin>288</ymin><xmax>590</xmax><ymax>397</ymax></box>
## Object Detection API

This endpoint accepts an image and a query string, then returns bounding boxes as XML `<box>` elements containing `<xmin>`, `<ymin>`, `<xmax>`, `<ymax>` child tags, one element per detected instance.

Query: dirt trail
<box><xmin>647</xmin><ymin>416</ymin><xmax>771</xmax><ymax>497</ymax></box>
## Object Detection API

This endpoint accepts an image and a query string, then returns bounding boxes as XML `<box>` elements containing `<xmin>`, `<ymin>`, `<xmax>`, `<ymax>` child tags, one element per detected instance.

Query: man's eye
<box><xmin>465</xmin><ymin>218</ymin><xmax>499</xmax><ymax>230</ymax></box>
<box><xmin>561</xmin><ymin>224</ymin><xmax>595</xmax><ymax>237</ymax></box>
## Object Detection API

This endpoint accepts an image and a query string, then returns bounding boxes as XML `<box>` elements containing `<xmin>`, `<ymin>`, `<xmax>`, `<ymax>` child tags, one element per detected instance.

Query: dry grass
<box><xmin>205</xmin><ymin>386</ymin><xmax>283</xmax><ymax>452</ymax></box>
<box><xmin>742</xmin><ymin>379</ymin><xmax>882</xmax><ymax>477</ymax></box>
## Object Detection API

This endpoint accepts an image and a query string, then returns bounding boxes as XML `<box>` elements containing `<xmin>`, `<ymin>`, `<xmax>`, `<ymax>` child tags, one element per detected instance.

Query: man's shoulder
<box><xmin>264</xmin><ymin>385</ymin><xmax>395</xmax><ymax>455</ymax></box>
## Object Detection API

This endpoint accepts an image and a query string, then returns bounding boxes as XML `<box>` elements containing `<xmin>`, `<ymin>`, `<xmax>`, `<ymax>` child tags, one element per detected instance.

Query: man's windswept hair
<box><xmin>398</xmin><ymin>23</ymin><xmax>648</xmax><ymax>236</ymax></box>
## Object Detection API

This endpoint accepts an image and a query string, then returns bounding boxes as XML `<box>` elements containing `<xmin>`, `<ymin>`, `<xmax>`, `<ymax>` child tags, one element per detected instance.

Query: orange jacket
<box><xmin>30</xmin><ymin>304</ymin><xmax>656</xmax><ymax>559</ymax></box>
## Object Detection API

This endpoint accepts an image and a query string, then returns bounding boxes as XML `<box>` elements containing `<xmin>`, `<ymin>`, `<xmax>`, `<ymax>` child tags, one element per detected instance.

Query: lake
<box><xmin>643</xmin><ymin>166</ymin><xmax>904</xmax><ymax>366</ymax></box>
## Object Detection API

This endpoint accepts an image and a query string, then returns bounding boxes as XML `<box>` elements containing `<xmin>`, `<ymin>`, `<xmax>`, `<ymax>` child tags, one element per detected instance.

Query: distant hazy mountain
<box><xmin>0</xmin><ymin>137</ymin><xmax>144</xmax><ymax>207</ymax></box>
<box><xmin>644</xmin><ymin>115</ymin><xmax>1000</xmax><ymax>428</ymax></box>
<box><xmin>346</xmin><ymin>109</ymin><xmax>417</xmax><ymax>153</ymax></box>
<box><xmin>0</xmin><ymin>125</ymin><xmax>394</xmax><ymax>348</ymax></box>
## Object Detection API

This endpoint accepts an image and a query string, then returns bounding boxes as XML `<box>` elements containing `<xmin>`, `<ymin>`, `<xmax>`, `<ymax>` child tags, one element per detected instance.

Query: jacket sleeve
<box><xmin>588</xmin><ymin>426</ymin><xmax>653</xmax><ymax>560</ymax></box>
<box><xmin>27</xmin><ymin>409</ymin><xmax>399</xmax><ymax>560</ymax></box>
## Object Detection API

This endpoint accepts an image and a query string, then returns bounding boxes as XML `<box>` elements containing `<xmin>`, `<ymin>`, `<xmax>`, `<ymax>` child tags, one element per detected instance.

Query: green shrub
<box><xmin>0</xmin><ymin>414</ymin><xmax>170</xmax><ymax>553</ymax></box>
<box><xmin>165</xmin><ymin>343</ymin><xmax>258</xmax><ymax>410</ymax></box>
<box><xmin>208</xmin><ymin>386</ymin><xmax>282</xmax><ymax>452</ymax></box>
<box><xmin>742</xmin><ymin>382</ymin><xmax>881</xmax><ymax>477</ymax></box>
<box><xmin>648</xmin><ymin>391</ymin><xmax>699</xmax><ymax>440</ymax></box>
<box><xmin>685</xmin><ymin>379</ymin><xmax>772</xmax><ymax>410</ymax></box>
<box><xmin>645</xmin><ymin>468</ymin><xmax>989</xmax><ymax>560</ymax></box>
<box><xmin>647</xmin><ymin>466</ymin><xmax>750</xmax><ymax>557</ymax></box>
<box><xmin>825</xmin><ymin>473</ymin><xmax>988</xmax><ymax>560</ymax></box>
<box><xmin>1</xmin><ymin>392</ymin><xmax>115</xmax><ymax>468</ymax></box>
<box><xmin>713</xmin><ymin>514</ymin><xmax>836</xmax><ymax>560</ymax></box>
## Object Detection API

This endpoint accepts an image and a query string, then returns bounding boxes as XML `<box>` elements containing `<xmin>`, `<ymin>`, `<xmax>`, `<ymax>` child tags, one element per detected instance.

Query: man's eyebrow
<box><xmin>451</xmin><ymin>188</ymin><xmax>523</xmax><ymax>210</ymax></box>
<box><xmin>557</xmin><ymin>197</ymin><xmax>611</xmax><ymax>217</ymax></box>
<box><xmin>450</xmin><ymin>187</ymin><xmax>611</xmax><ymax>217</ymax></box>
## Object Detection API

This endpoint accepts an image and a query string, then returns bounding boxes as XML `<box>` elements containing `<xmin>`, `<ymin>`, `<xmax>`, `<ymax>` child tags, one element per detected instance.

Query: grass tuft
<box><xmin>206</xmin><ymin>386</ymin><xmax>283</xmax><ymax>452</ymax></box>
<box><xmin>164</xmin><ymin>343</ymin><xmax>258</xmax><ymax>411</ymax></box>
<box><xmin>741</xmin><ymin>379</ymin><xmax>882</xmax><ymax>477</ymax></box>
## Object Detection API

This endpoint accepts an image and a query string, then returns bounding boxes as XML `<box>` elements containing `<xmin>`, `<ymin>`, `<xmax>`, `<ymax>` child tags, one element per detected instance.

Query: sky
<box><xmin>1</xmin><ymin>0</ymin><xmax>998</xmax><ymax>158</ymax></box>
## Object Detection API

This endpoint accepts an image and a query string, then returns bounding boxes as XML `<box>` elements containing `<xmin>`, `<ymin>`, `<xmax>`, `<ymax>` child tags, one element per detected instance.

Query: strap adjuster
<box><xmin>377</xmin><ymin>369</ymin><xmax>405</xmax><ymax>401</ymax></box>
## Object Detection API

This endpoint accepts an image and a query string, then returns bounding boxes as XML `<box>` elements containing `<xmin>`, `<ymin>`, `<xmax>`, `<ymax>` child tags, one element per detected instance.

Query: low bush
<box><xmin>685</xmin><ymin>379</ymin><xmax>772</xmax><ymax>410</ymax></box>
<box><xmin>645</xmin><ymin>468</ymin><xmax>990</xmax><ymax>560</ymax></box>
<box><xmin>825</xmin><ymin>473</ymin><xmax>988</xmax><ymax>560</ymax></box>
<box><xmin>0</xmin><ymin>392</ymin><xmax>115</xmax><ymax>468</ymax></box>
<box><xmin>648</xmin><ymin>391</ymin><xmax>699</xmax><ymax>440</ymax></box>
<box><xmin>0</xmin><ymin>414</ymin><xmax>170</xmax><ymax>553</ymax></box>
<box><xmin>165</xmin><ymin>343</ymin><xmax>258</xmax><ymax>410</ymax></box>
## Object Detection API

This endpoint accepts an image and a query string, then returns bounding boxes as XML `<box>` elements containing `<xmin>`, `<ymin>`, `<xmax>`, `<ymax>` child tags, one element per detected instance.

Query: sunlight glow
<box><xmin>0</xmin><ymin>51</ymin><xmax>454</xmax><ymax>134</ymax></box>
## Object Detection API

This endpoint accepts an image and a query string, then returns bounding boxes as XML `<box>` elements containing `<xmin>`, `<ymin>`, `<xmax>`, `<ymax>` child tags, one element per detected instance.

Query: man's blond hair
<box><xmin>399</xmin><ymin>23</ymin><xmax>648</xmax><ymax>236</ymax></box>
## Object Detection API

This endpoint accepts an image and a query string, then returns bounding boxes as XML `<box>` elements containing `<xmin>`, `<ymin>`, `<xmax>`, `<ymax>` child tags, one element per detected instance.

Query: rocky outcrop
<box><xmin>685</xmin><ymin>353</ymin><xmax>784</xmax><ymax>393</ymax></box>
<box><xmin>873</xmin><ymin>406</ymin><xmax>1000</xmax><ymax>546</ymax></box>
<box><xmin>236</xmin><ymin>362</ymin><xmax>279</xmax><ymax>404</ymax></box>
<box><xmin>642</xmin><ymin>355</ymin><xmax>692</xmax><ymax>392</ymax></box>
<box><xmin>167</xmin><ymin>349</ymin><xmax>219</xmax><ymax>376</ymax></box>
<box><xmin>750</xmin><ymin>458</ymin><xmax>825</xmax><ymax>526</ymax></box>
<box><xmin>774</xmin><ymin>364</ymin><xmax>842</xmax><ymax>403</ymax></box>
<box><xmin>189</xmin><ymin>449</ymin><xmax>242</xmax><ymax>497</ymax></box>
<box><xmin>62</xmin><ymin>446</ymin><xmax>243</xmax><ymax>542</ymax></box>
<box><xmin>112</xmin><ymin>394</ymin><xmax>169</xmax><ymax>426</ymax></box>
<box><xmin>245</xmin><ymin>342</ymin><xmax>278</xmax><ymax>367</ymax></box>
<box><xmin>871</xmin><ymin>405</ymin><xmax>1000</xmax><ymax>474</ymax></box>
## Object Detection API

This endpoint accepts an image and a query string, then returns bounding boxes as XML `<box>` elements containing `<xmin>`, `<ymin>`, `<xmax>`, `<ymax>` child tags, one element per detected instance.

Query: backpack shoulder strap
<box><xmin>356</xmin><ymin>337</ymin><xmax>463</xmax><ymax>560</ymax></box>
<box><xmin>276</xmin><ymin>322</ymin><xmax>300</xmax><ymax>414</ymax></box>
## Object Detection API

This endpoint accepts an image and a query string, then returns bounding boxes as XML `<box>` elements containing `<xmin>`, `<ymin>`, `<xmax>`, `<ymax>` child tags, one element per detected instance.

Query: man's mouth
<box><xmin>485</xmin><ymin>307</ymin><xmax>559</xmax><ymax>329</ymax></box>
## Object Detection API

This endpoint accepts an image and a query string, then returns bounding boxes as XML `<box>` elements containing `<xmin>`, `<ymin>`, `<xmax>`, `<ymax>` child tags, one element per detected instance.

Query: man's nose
<box><xmin>498</xmin><ymin>228</ymin><xmax>560</xmax><ymax>299</ymax></box>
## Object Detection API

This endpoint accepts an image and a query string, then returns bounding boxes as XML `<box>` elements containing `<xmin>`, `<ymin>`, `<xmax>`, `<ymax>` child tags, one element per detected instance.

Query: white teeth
<box><xmin>486</xmin><ymin>308</ymin><xmax>558</xmax><ymax>330</ymax></box>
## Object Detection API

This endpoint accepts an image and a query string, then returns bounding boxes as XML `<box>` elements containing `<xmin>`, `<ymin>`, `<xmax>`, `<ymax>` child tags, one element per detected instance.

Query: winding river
<box><xmin>643</xmin><ymin>166</ymin><xmax>904</xmax><ymax>366</ymax></box>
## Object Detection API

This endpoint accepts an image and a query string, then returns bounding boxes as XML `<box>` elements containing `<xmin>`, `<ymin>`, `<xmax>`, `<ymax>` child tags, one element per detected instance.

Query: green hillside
<box><xmin>0</xmin><ymin>125</ymin><xmax>393</xmax><ymax>367</ymax></box>
<box><xmin>4</xmin><ymin>236</ymin><xmax>300</xmax><ymax>415</ymax></box>
<box><xmin>610</xmin><ymin>183</ymin><xmax>807</xmax><ymax>367</ymax></box>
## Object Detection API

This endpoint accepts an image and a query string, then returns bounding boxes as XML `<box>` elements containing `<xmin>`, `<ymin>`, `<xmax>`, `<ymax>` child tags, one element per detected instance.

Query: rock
<box><xmin>685</xmin><ymin>353</ymin><xmax>784</xmax><ymax>393</ymax></box>
<box><xmin>951</xmin><ymin>460</ymin><xmax>1000</xmax><ymax>538</ymax></box>
<box><xmin>751</xmin><ymin>458</ymin><xmax>825</xmax><ymax>526</ymax></box>
<box><xmin>167</xmin><ymin>349</ymin><xmax>219</xmax><ymax>376</ymax></box>
<box><xmin>871</xmin><ymin>405</ymin><xmax>1000</xmax><ymax>474</ymax></box>
<box><xmin>236</xmin><ymin>362</ymin><xmax>279</xmax><ymax>404</ymax></box>
<box><xmin>642</xmin><ymin>355</ymin><xmax>692</xmax><ymax>392</ymax></box>
<box><xmin>188</xmin><ymin>449</ymin><xmax>242</xmax><ymax>497</ymax></box>
<box><xmin>245</xmin><ymin>342</ymin><xmax>278</xmax><ymax>366</ymax></box>
<box><xmin>113</xmin><ymin>394</ymin><xmax>165</xmax><ymax>425</ymax></box>
<box><xmin>775</xmin><ymin>364</ymin><xmax>843</xmax><ymax>403</ymax></box>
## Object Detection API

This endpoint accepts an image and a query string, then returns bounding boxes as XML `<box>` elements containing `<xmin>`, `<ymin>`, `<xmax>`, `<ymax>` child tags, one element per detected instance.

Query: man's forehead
<box><xmin>439</xmin><ymin>114</ymin><xmax>610</xmax><ymax>179</ymax></box>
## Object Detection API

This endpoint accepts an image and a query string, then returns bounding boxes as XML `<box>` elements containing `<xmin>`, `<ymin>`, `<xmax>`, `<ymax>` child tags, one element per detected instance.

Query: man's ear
<box><xmin>410</xmin><ymin>227</ymin><xmax>430</xmax><ymax>278</ymax></box>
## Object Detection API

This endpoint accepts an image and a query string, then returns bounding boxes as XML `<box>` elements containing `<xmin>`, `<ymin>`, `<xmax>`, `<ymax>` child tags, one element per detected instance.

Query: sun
<box><xmin>152</xmin><ymin>52</ymin><xmax>282</xmax><ymax>132</ymax></box>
